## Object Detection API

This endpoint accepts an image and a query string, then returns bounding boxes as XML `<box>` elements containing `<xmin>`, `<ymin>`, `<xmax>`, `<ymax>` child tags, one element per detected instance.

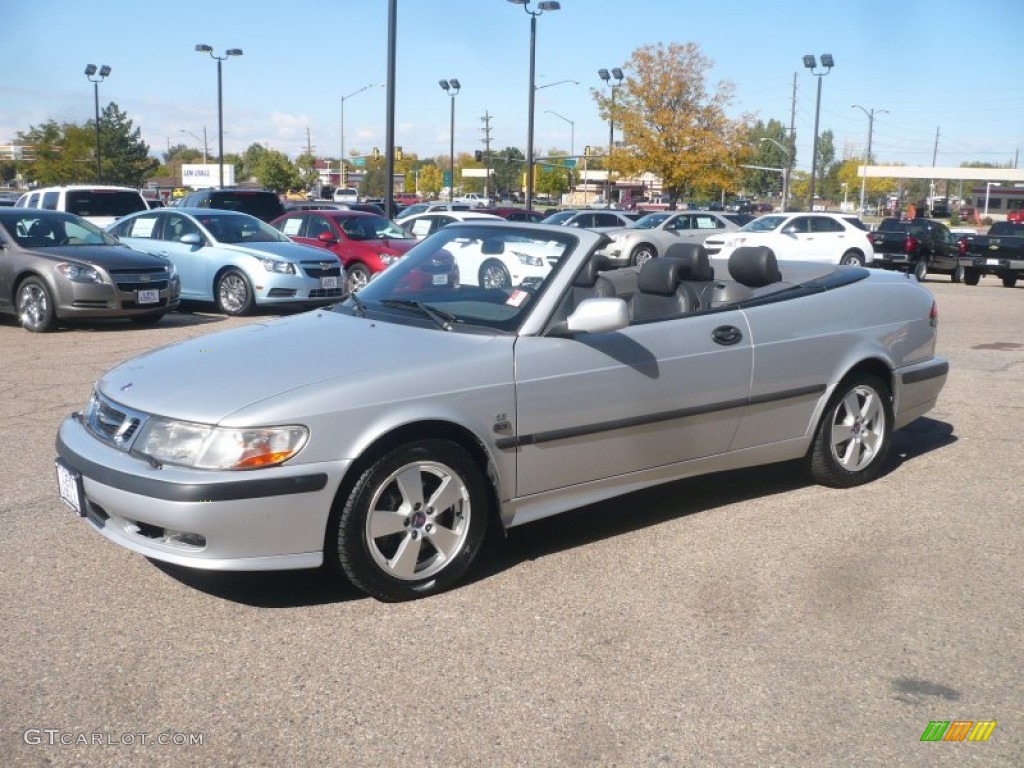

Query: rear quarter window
<box><xmin>65</xmin><ymin>190</ymin><xmax>148</xmax><ymax>218</ymax></box>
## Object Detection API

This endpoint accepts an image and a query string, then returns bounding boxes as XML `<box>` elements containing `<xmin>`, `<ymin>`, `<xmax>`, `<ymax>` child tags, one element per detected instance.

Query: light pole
<box><xmin>195</xmin><ymin>45</ymin><xmax>243</xmax><ymax>188</ymax></box>
<box><xmin>803</xmin><ymin>53</ymin><xmax>833</xmax><ymax>211</ymax></box>
<box><xmin>851</xmin><ymin>104</ymin><xmax>888</xmax><ymax>215</ymax></box>
<box><xmin>180</xmin><ymin>128</ymin><xmax>209</xmax><ymax>163</ymax></box>
<box><xmin>984</xmin><ymin>182</ymin><xmax>1001</xmax><ymax>218</ymax></box>
<box><xmin>545</xmin><ymin>109</ymin><xmax>575</xmax><ymax>202</ymax></box>
<box><xmin>340</xmin><ymin>83</ymin><xmax>381</xmax><ymax>189</ymax></box>
<box><xmin>508</xmin><ymin>0</ymin><xmax>561</xmax><ymax>211</ymax></box>
<box><xmin>759</xmin><ymin>137</ymin><xmax>792</xmax><ymax>210</ymax></box>
<box><xmin>439</xmin><ymin>79</ymin><xmax>461</xmax><ymax>202</ymax></box>
<box><xmin>598</xmin><ymin>67</ymin><xmax>624</xmax><ymax>204</ymax></box>
<box><xmin>84</xmin><ymin>64</ymin><xmax>111</xmax><ymax>182</ymax></box>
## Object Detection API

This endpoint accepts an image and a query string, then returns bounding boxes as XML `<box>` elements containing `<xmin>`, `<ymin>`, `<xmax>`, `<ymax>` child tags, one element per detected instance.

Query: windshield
<box><xmin>0</xmin><ymin>212</ymin><xmax>117</xmax><ymax>247</ymax></box>
<box><xmin>630</xmin><ymin>213</ymin><xmax>671</xmax><ymax>229</ymax></box>
<box><xmin>197</xmin><ymin>213</ymin><xmax>292</xmax><ymax>244</ymax></box>
<box><xmin>740</xmin><ymin>215</ymin><xmax>787</xmax><ymax>232</ymax></box>
<box><xmin>340</xmin><ymin>215</ymin><xmax>416</xmax><ymax>241</ymax></box>
<box><xmin>331</xmin><ymin>224</ymin><xmax>578</xmax><ymax>333</ymax></box>
<box><xmin>541</xmin><ymin>211</ymin><xmax>576</xmax><ymax>226</ymax></box>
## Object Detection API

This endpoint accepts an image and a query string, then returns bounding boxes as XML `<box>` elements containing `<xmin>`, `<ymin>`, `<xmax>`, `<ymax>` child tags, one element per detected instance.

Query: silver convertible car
<box><xmin>55</xmin><ymin>223</ymin><xmax>948</xmax><ymax>601</ymax></box>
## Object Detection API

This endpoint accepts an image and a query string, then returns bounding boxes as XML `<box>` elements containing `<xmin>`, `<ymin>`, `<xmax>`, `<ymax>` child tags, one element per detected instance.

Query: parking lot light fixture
<box><xmin>508</xmin><ymin>0</ymin><xmax>561</xmax><ymax>211</ymax></box>
<box><xmin>84</xmin><ymin>64</ymin><xmax>111</xmax><ymax>182</ymax></box>
<box><xmin>759</xmin><ymin>137</ymin><xmax>792</xmax><ymax>209</ymax></box>
<box><xmin>598</xmin><ymin>66</ymin><xmax>624</xmax><ymax>203</ymax></box>
<box><xmin>851</xmin><ymin>104</ymin><xmax>888</xmax><ymax>215</ymax></box>
<box><xmin>196</xmin><ymin>44</ymin><xmax>243</xmax><ymax>188</ymax></box>
<box><xmin>340</xmin><ymin>83</ymin><xmax>382</xmax><ymax>189</ymax></box>
<box><xmin>803</xmin><ymin>53</ymin><xmax>834</xmax><ymax>211</ymax></box>
<box><xmin>439</xmin><ymin>79</ymin><xmax>461</xmax><ymax>202</ymax></box>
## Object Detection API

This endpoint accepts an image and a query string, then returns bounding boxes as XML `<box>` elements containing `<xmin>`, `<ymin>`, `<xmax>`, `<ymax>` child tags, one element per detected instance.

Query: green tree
<box><xmin>95</xmin><ymin>102</ymin><xmax>157</xmax><ymax>186</ymax></box>
<box><xmin>594</xmin><ymin>42</ymin><xmax>751</xmax><ymax>205</ymax></box>
<box><xmin>17</xmin><ymin>121</ymin><xmax>94</xmax><ymax>185</ymax></box>
<box><xmin>417</xmin><ymin>163</ymin><xmax>442</xmax><ymax>198</ymax></box>
<box><xmin>741</xmin><ymin>119</ymin><xmax>793</xmax><ymax>199</ymax></box>
<box><xmin>490</xmin><ymin>146</ymin><xmax>524</xmax><ymax>198</ymax></box>
<box><xmin>254</xmin><ymin>150</ymin><xmax>301</xmax><ymax>193</ymax></box>
<box><xmin>294</xmin><ymin>151</ymin><xmax>319</xmax><ymax>191</ymax></box>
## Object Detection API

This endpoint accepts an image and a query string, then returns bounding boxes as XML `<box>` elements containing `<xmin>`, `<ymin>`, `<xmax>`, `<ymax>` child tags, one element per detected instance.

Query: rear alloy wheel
<box><xmin>17</xmin><ymin>277</ymin><xmax>56</xmax><ymax>333</ymax></box>
<box><xmin>840</xmin><ymin>250</ymin><xmax>865</xmax><ymax>266</ymax></box>
<box><xmin>963</xmin><ymin>269</ymin><xmax>981</xmax><ymax>286</ymax></box>
<box><xmin>216</xmin><ymin>269</ymin><xmax>254</xmax><ymax>316</ymax></box>
<box><xmin>913</xmin><ymin>258</ymin><xmax>928</xmax><ymax>282</ymax></box>
<box><xmin>479</xmin><ymin>259</ymin><xmax>511</xmax><ymax>290</ymax></box>
<box><xmin>346</xmin><ymin>263</ymin><xmax>372</xmax><ymax>293</ymax></box>
<box><xmin>951</xmin><ymin>263</ymin><xmax>965</xmax><ymax>283</ymax></box>
<box><xmin>808</xmin><ymin>373</ymin><xmax>893</xmax><ymax>488</ymax></box>
<box><xmin>630</xmin><ymin>244</ymin><xmax>656</xmax><ymax>267</ymax></box>
<box><xmin>1002</xmin><ymin>274</ymin><xmax>1018</xmax><ymax>288</ymax></box>
<box><xmin>330</xmin><ymin>439</ymin><xmax>490</xmax><ymax>601</ymax></box>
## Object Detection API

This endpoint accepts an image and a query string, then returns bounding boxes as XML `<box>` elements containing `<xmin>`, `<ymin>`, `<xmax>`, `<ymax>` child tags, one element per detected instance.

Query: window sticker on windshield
<box><xmin>506</xmin><ymin>290</ymin><xmax>529</xmax><ymax>307</ymax></box>
<box><xmin>281</xmin><ymin>219</ymin><xmax>302</xmax><ymax>236</ymax></box>
<box><xmin>132</xmin><ymin>218</ymin><xmax>157</xmax><ymax>238</ymax></box>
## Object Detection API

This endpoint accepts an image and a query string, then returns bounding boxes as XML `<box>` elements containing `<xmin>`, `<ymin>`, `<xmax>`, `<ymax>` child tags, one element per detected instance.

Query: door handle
<box><xmin>712</xmin><ymin>325</ymin><xmax>742</xmax><ymax>346</ymax></box>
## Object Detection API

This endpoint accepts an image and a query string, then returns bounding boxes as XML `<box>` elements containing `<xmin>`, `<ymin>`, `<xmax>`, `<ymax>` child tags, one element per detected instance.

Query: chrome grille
<box><xmin>301</xmin><ymin>261</ymin><xmax>341</xmax><ymax>279</ymax></box>
<box><xmin>108</xmin><ymin>266</ymin><xmax>171</xmax><ymax>292</ymax></box>
<box><xmin>83</xmin><ymin>390</ymin><xmax>149</xmax><ymax>451</ymax></box>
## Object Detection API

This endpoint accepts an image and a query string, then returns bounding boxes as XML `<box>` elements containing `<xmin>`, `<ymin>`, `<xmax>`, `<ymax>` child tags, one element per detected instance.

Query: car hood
<box><xmin>219</xmin><ymin>240</ymin><xmax>327</xmax><ymax>262</ymax></box>
<box><xmin>97</xmin><ymin>310</ymin><xmax>510</xmax><ymax>425</ymax></box>
<box><xmin>31</xmin><ymin>244</ymin><xmax>168</xmax><ymax>269</ymax></box>
<box><xmin>603</xmin><ymin>227</ymin><xmax>641</xmax><ymax>240</ymax></box>
<box><xmin>353</xmin><ymin>238</ymin><xmax>417</xmax><ymax>255</ymax></box>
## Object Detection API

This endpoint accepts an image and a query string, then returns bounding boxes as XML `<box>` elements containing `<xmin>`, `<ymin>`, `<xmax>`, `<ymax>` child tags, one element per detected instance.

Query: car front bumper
<box><xmin>56</xmin><ymin>277</ymin><xmax>181</xmax><ymax>318</ymax></box>
<box><xmin>55</xmin><ymin>413</ymin><xmax>348</xmax><ymax>571</ymax></box>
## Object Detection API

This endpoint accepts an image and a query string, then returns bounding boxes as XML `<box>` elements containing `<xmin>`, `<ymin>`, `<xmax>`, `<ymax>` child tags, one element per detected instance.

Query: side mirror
<box><xmin>551</xmin><ymin>297</ymin><xmax>630</xmax><ymax>336</ymax></box>
<box><xmin>318</xmin><ymin>231</ymin><xmax>339</xmax><ymax>244</ymax></box>
<box><xmin>180</xmin><ymin>232</ymin><xmax>202</xmax><ymax>246</ymax></box>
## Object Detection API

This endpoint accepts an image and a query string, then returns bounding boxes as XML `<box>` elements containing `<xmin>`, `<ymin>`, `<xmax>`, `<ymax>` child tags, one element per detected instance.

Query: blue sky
<box><xmin>4</xmin><ymin>0</ymin><xmax>1022</xmax><ymax>173</ymax></box>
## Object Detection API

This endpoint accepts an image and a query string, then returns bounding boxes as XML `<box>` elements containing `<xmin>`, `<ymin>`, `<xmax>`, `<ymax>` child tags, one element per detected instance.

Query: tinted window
<box><xmin>65</xmin><ymin>190</ymin><xmax>147</xmax><ymax>218</ymax></box>
<box><xmin>205</xmin><ymin>191</ymin><xmax>285</xmax><ymax>222</ymax></box>
<box><xmin>810</xmin><ymin>217</ymin><xmax>844</xmax><ymax>233</ymax></box>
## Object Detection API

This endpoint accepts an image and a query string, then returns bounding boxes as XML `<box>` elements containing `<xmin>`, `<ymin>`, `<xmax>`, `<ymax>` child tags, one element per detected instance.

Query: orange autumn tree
<box><xmin>594</xmin><ymin>42</ymin><xmax>752</xmax><ymax>203</ymax></box>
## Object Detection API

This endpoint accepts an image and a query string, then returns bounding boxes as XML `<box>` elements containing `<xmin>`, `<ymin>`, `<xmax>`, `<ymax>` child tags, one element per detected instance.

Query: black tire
<box><xmin>129</xmin><ymin>312</ymin><xmax>165</xmax><ymax>325</ymax></box>
<box><xmin>630</xmin><ymin>244</ymin><xmax>657</xmax><ymax>267</ymax></box>
<box><xmin>346</xmin><ymin>263</ymin><xmax>372</xmax><ymax>293</ymax></box>
<box><xmin>808</xmin><ymin>373</ymin><xmax>893</xmax><ymax>489</ymax></box>
<box><xmin>329</xmin><ymin>439</ymin><xmax>490</xmax><ymax>601</ymax></box>
<box><xmin>478</xmin><ymin>259</ymin><xmax>511</xmax><ymax>290</ymax></box>
<box><xmin>215</xmin><ymin>269</ymin><xmax>254</xmax><ymax>316</ymax></box>
<box><xmin>964</xmin><ymin>269</ymin><xmax>981</xmax><ymax>286</ymax></box>
<box><xmin>913</xmin><ymin>258</ymin><xmax>928</xmax><ymax>282</ymax></box>
<box><xmin>840</xmin><ymin>250</ymin><xmax>865</xmax><ymax>266</ymax></box>
<box><xmin>16</xmin><ymin>276</ymin><xmax>56</xmax><ymax>333</ymax></box>
<box><xmin>951</xmin><ymin>263</ymin><xmax>964</xmax><ymax>283</ymax></box>
<box><xmin>1001</xmin><ymin>274</ymin><xmax>1018</xmax><ymax>288</ymax></box>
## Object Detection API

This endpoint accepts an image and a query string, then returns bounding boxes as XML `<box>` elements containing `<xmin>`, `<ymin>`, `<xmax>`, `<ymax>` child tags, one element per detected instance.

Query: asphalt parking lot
<box><xmin>1</xmin><ymin>279</ymin><xmax>1021</xmax><ymax>768</ymax></box>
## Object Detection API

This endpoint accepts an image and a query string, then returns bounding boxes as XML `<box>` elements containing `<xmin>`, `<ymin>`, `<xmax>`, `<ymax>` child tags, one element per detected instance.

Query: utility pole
<box><xmin>480</xmin><ymin>111</ymin><xmax>493</xmax><ymax>199</ymax></box>
<box><xmin>930</xmin><ymin>126</ymin><xmax>939</xmax><ymax>207</ymax></box>
<box><xmin>787</xmin><ymin>72</ymin><xmax>797</xmax><ymax>210</ymax></box>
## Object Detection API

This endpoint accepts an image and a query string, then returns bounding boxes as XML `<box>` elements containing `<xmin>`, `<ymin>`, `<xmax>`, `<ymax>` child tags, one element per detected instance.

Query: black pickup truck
<box><xmin>959</xmin><ymin>221</ymin><xmax>1024</xmax><ymax>287</ymax></box>
<box><xmin>868</xmin><ymin>218</ymin><xmax>963</xmax><ymax>282</ymax></box>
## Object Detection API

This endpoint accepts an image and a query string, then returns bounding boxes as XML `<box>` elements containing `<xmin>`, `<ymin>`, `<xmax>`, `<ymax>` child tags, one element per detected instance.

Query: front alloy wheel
<box><xmin>840</xmin><ymin>250</ymin><xmax>865</xmax><ymax>266</ymax></box>
<box><xmin>808</xmin><ymin>374</ymin><xmax>892</xmax><ymax>488</ymax></box>
<box><xmin>479</xmin><ymin>260</ymin><xmax>511</xmax><ymax>290</ymax></box>
<box><xmin>631</xmin><ymin>244</ymin><xmax>656</xmax><ymax>267</ymax></box>
<box><xmin>17</xmin><ymin>277</ymin><xmax>56</xmax><ymax>333</ymax></box>
<box><xmin>330</xmin><ymin>439</ymin><xmax>490</xmax><ymax>601</ymax></box>
<box><xmin>216</xmin><ymin>269</ymin><xmax>254</xmax><ymax>316</ymax></box>
<box><xmin>346</xmin><ymin>263</ymin><xmax>372</xmax><ymax>293</ymax></box>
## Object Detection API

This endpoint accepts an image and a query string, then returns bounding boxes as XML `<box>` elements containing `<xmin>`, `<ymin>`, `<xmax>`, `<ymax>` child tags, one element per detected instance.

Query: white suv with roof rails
<box><xmin>15</xmin><ymin>185</ymin><xmax>149</xmax><ymax>228</ymax></box>
<box><xmin>703</xmin><ymin>212</ymin><xmax>874</xmax><ymax>265</ymax></box>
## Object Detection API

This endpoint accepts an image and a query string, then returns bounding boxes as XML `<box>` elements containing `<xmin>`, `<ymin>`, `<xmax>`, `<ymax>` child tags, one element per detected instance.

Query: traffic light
<box><xmin>584</xmin><ymin>145</ymin><xmax>592</xmax><ymax>157</ymax></box>
<box><xmin>395</xmin><ymin>146</ymin><xmax>403</xmax><ymax>161</ymax></box>
<box><xmin>373</xmin><ymin>147</ymin><xmax>380</xmax><ymax>159</ymax></box>
<box><xmin>474</xmin><ymin>150</ymin><xmax>483</xmax><ymax>162</ymax></box>
<box><xmin>340</xmin><ymin>162</ymin><xmax>347</xmax><ymax>186</ymax></box>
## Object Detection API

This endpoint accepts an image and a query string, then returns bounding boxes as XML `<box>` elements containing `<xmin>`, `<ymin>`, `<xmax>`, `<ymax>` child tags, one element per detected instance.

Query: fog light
<box><xmin>163</xmin><ymin>530</ymin><xmax>207</xmax><ymax>549</ymax></box>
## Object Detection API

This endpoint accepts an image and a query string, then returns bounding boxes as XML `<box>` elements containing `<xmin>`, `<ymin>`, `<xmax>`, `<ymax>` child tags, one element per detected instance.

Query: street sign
<box><xmin>443</xmin><ymin>171</ymin><xmax>452</xmax><ymax>186</ymax></box>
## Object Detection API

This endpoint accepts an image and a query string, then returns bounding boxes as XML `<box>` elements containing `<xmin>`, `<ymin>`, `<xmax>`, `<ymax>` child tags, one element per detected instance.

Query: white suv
<box><xmin>704</xmin><ymin>212</ymin><xmax>874</xmax><ymax>265</ymax></box>
<box><xmin>15</xmin><ymin>185</ymin><xmax>148</xmax><ymax>228</ymax></box>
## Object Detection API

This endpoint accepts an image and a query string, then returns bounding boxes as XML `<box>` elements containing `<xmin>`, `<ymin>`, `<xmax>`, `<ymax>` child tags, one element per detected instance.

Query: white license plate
<box><xmin>432</xmin><ymin>273</ymin><xmax>449</xmax><ymax>286</ymax></box>
<box><xmin>137</xmin><ymin>289</ymin><xmax>159</xmax><ymax>304</ymax></box>
<box><xmin>321</xmin><ymin>276</ymin><xmax>338</xmax><ymax>289</ymax></box>
<box><xmin>55</xmin><ymin>459</ymin><xmax>84</xmax><ymax>516</ymax></box>
<box><xmin>986</xmin><ymin>259</ymin><xmax>999</xmax><ymax>266</ymax></box>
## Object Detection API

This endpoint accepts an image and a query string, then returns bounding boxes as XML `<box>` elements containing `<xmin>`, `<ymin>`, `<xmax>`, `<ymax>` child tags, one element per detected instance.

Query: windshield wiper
<box><xmin>379</xmin><ymin>299</ymin><xmax>456</xmax><ymax>331</ymax></box>
<box><xmin>347</xmin><ymin>290</ymin><xmax>367</xmax><ymax>317</ymax></box>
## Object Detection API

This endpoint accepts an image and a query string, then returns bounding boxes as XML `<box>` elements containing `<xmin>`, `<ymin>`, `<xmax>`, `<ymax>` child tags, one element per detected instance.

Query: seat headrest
<box><xmin>728</xmin><ymin>246</ymin><xmax>781</xmax><ymax>287</ymax></box>
<box><xmin>637</xmin><ymin>257</ymin><xmax>687</xmax><ymax>296</ymax></box>
<box><xmin>663</xmin><ymin>242</ymin><xmax>714</xmax><ymax>281</ymax></box>
<box><xmin>573</xmin><ymin>253</ymin><xmax>614</xmax><ymax>287</ymax></box>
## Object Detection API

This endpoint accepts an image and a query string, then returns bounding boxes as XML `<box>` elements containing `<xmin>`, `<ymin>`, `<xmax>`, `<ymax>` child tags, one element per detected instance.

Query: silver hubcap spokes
<box><xmin>18</xmin><ymin>284</ymin><xmax>47</xmax><ymax>329</ymax></box>
<box><xmin>635</xmin><ymin>249</ymin><xmax>654</xmax><ymax>267</ymax></box>
<box><xmin>481</xmin><ymin>266</ymin><xmax>508</xmax><ymax>290</ymax></box>
<box><xmin>365</xmin><ymin>461</ymin><xmax>471</xmax><ymax>581</ymax></box>
<box><xmin>219</xmin><ymin>274</ymin><xmax>248</xmax><ymax>313</ymax></box>
<box><xmin>347</xmin><ymin>270</ymin><xmax>369</xmax><ymax>293</ymax></box>
<box><xmin>830</xmin><ymin>385</ymin><xmax>886</xmax><ymax>472</ymax></box>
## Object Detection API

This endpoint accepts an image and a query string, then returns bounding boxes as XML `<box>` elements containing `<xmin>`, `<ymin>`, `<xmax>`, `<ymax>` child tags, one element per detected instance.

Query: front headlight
<box><xmin>261</xmin><ymin>259</ymin><xmax>296</xmax><ymax>274</ymax></box>
<box><xmin>134</xmin><ymin>417</ymin><xmax>309</xmax><ymax>470</ymax></box>
<box><xmin>378</xmin><ymin>253</ymin><xmax>399</xmax><ymax>266</ymax></box>
<box><xmin>56</xmin><ymin>263</ymin><xmax>106</xmax><ymax>284</ymax></box>
<box><xmin>514</xmin><ymin>252</ymin><xmax>544</xmax><ymax>267</ymax></box>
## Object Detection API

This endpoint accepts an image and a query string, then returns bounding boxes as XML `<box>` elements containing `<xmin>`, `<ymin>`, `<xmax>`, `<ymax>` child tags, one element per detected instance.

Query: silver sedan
<box><xmin>600</xmin><ymin>210</ymin><xmax>750</xmax><ymax>266</ymax></box>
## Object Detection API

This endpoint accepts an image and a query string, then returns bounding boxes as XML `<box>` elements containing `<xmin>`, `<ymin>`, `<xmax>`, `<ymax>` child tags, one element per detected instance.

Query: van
<box><xmin>177</xmin><ymin>188</ymin><xmax>285</xmax><ymax>222</ymax></box>
<box><xmin>15</xmin><ymin>185</ymin><xmax>149</xmax><ymax>227</ymax></box>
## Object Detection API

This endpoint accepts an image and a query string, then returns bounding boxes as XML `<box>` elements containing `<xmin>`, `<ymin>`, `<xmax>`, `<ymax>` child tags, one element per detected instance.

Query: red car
<box><xmin>271</xmin><ymin>210</ymin><xmax>419</xmax><ymax>292</ymax></box>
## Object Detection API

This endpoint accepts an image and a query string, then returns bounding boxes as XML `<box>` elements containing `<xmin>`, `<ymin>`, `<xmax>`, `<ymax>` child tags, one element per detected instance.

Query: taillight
<box><xmin>957</xmin><ymin>237</ymin><xmax>968</xmax><ymax>256</ymax></box>
<box><xmin>929</xmin><ymin>300</ymin><xmax>938</xmax><ymax>328</ymax></box>
<box><xmin>904</xmin><ymin>235</ymin><xmax>919</xmax><ymax>254</ymax></box>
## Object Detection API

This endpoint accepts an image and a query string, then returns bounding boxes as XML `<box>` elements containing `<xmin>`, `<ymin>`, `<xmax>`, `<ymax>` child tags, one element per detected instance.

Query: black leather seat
<box><xmin>571</xmin><ymin>254</ymin><xmax>617</xmax><ymax>302</ymax></box>
<box><xmin>709</xmin><ymin>246</ymin><xmax>782</xmax><ymax>307</ymax></box>
<box><xmin>630</xmin><ymin>257</ymin><xmax>699</xmax><ymax>322</ymax></box>
<box><xmin>663</xmin><ymin>242</ymin><xmax>715</xmax><ymax>310</ymax></box>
